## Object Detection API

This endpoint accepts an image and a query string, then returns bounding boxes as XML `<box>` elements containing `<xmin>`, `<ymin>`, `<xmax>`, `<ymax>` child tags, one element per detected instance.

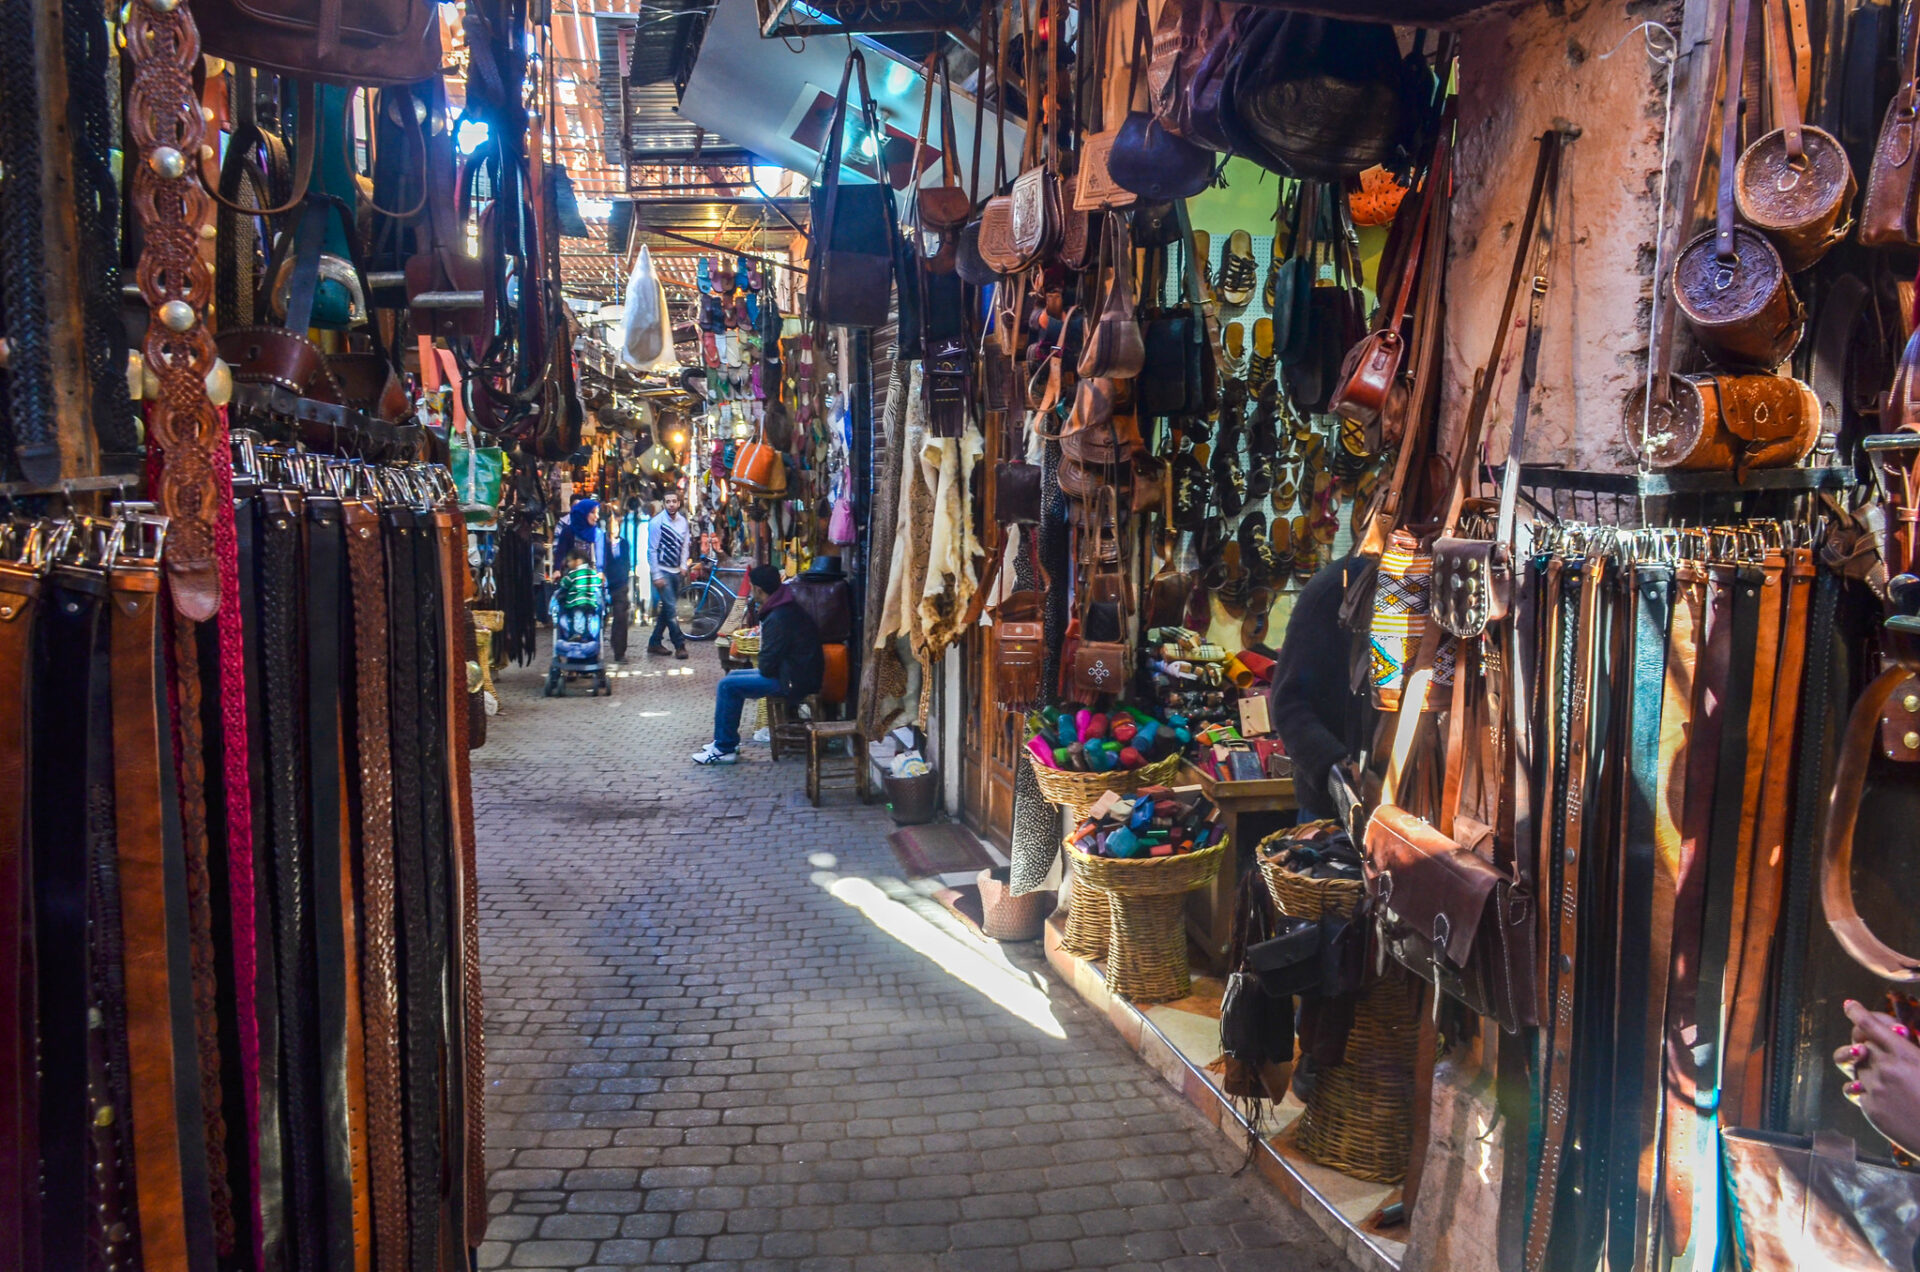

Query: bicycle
<box><xmin>670</xmin><ymin>553</ymin><xmax>750</xmax><ymax>641</ymax></box>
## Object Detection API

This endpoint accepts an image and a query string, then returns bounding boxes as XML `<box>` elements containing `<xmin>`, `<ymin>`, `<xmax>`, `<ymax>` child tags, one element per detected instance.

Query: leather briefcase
<box><xmin>1363</xmin><ymin>803</ymin><xmax>1538</xmax><ymax>1032</ymax></box>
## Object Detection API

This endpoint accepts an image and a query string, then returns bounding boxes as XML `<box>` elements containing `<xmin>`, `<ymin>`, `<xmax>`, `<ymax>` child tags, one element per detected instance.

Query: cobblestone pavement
<box><xmin>473</xmin><ymin>639</ymin><xmax>1349</xmax><ymax>1272</ymax></box>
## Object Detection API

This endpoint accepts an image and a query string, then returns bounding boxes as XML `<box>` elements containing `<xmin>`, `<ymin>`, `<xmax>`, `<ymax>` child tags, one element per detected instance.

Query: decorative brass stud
<box><xmin>147</xmin><ymin>146</ymin><xmax>186</xmax><ymax>179</ymax></box>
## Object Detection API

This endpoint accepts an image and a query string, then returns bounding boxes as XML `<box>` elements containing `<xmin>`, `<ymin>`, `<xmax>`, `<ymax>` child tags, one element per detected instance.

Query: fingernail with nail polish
<box><xmin>1854</xmin><ymin>1045</ymin><xmax>1867</xmax><ymax>1060</ymax></box>
<box><xmin>1848</xmin><ymin>1081</ymin><xmax>1866</xmax><ymax>1095</ymax></box>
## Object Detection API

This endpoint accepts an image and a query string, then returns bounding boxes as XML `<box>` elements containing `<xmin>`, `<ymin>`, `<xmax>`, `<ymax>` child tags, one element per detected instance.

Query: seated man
<box><xmin>693</xmin><ymin>564</ymin><xmax>825</xmax><ymax>765</ymax></box>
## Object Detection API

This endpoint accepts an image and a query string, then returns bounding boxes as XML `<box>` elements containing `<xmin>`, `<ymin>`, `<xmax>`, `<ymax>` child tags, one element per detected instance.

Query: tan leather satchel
<box><xmin>1860</xmin><ymin>1</ymin><xmax>1920</xmax><ymax>247</ymax></box>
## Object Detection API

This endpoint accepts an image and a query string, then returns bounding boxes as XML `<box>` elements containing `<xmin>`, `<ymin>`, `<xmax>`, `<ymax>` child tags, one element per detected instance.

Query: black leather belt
<box><xmin>306</xmin><ymin>495</ymin><xmax>360</xmax><ymax>1272</ymax></box>
<box><xmin>238</xmin><ymin>490</ymin><xmax>290</xmax><ymax>1272</ymax></box>
<box><xmin>260</xmin><ymin>487</ymin><xmax>325</xmax><ymax>1272</ymax></box>
<box><xmin>385</xmin><ymin>506</ymin><xmax>444</xmax><ymax>1272</ymax></box>
<box><xmin>1606</xmin><ymin>563</ymin><xmax>1672</xmax><ymax>1272</ymax></box>
<box><xmin>33</xmin><ymin>568</ymin><xmax>121</xmax><ymax>1269</ymax></box>
<box><xmin>0</xmin><ymin>552</ymin><xmax>41</xmax><ymax>1272</ymax></box>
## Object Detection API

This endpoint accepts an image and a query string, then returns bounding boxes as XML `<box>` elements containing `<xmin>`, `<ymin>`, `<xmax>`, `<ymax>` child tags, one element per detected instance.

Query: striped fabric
<box><xmin>1369</xmin><ymin>530</ymin><xmax>1455</xmax><ymax>710</ymax></box>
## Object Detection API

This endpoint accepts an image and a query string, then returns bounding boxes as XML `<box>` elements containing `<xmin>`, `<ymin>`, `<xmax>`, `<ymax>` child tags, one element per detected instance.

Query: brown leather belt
<box><xmin>112</xmin><ymin>548</ymin><xmax>194</xmax><ymax>1271</ymax></box>
<box><xmin>1525</xmin><ymin>554</ymin><xmax>1607</xmax><ymax>1271</ymax></box>
<box><xmin>1663</xmin><ymin>562</ymin><xmax>1732</xmax><ymax>1256</ymax></box>
<box><xmin>431</xmin><ymin>504</ymin><xmax>487</xmax><ymax>1249</ymax></box>
<box><xmin>0</xmin><ymin>551</ymin><xmax>41</xmax><ymax>1272</ymax></box>
<box><xmin>345</xmin><ymin>497</ymin><xmax>409</xmax><ymax>1272</ymax></box>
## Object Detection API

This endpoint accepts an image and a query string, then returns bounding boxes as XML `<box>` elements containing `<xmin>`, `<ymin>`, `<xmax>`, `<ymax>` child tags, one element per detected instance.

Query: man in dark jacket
<box><xmin>1268</xmin><ymin>554</ymin><xmax>1374</xmax><ymax>820</ymax></box>
<box><xmin>692</xmin><ymin>564</ymin><xmax>825</xmax><ymax>765</ymax></box>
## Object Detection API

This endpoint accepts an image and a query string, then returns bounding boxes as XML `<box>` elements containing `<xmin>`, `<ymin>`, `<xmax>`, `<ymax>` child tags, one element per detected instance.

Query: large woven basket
<box><xmin>1058</xmin><ymin>859</ymin><xmax>1113</xmax><ymax>960</ymax></box>
<box><xmin>1259</xmin><ymin>832</ymin><xmax>1416</xmax><ymax>1184</ymax></box>
<box><xmin>1068</xmin><ymin>838</ymin><xmax>1225</xmax><ymax>1003</ymax></box>
<box><xmin>1027</xmin><ymin>748</ymin><xmax>1184</xmax><ymax>811</ymax></box>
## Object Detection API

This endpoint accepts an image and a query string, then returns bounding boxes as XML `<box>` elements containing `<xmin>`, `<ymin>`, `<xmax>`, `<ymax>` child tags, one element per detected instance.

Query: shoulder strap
<box><xmin>1492</xmin><ymin>127</ymin><xmax>1570</xmax><ymax>549</ymax></box>
<box><xmin>1714</xmin><ymin>0</ymin><xmax>1755</xmax><ymax>262</ymax></box>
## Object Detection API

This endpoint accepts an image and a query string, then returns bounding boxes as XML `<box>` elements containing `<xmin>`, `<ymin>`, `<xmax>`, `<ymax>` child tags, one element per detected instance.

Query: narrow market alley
<box><xmin>472</xmin><ymin>652</ymin><xmax>1348</xmax><ymax>1272</ymax></box>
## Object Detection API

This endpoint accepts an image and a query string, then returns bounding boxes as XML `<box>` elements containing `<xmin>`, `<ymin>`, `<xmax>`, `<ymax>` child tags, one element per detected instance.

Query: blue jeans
<box><xmin>714</xmin><ymin>671</ymin><xmax>783</xmax><ymax>753</ymax></box>
<box><xmin>651</xmin><ymin>573</ymin><xmax>686</xmax><ymax>649</ymax></box>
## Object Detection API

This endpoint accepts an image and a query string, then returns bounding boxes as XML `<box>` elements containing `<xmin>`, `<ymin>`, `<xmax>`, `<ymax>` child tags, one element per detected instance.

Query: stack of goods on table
<box><xmin>1068</xmin><ymin>784</ymin><xmax>1225</xmax><ymax>859</ymax></box>
<box><xmin>1065</xmin><ymin>785</ymin><xmax>1228</xmax><ymax>1002</ymax></box>
<box><xmin>1142</xmin><ymin>628</ymin><xmax>1235</xmax><ymax>733</ymax></box>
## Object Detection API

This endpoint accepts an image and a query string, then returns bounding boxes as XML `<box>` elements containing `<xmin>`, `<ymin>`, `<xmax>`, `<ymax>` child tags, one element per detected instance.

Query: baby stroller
<box><xmin>544</xmin><ymin>588</ymin><xmax>612</xmax><ymax>697</ymax></box>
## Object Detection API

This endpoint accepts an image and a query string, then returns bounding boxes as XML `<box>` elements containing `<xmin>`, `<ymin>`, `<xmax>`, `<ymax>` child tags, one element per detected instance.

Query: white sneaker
<box><xmin>691</xmin><ymin>743</ymin><xmax>738</xmax><ymax>765</ymax></box>
<box><xmin>752</xmin><ymin>727</ymin><xmax>771</xmax><ymax>744</ymax></box>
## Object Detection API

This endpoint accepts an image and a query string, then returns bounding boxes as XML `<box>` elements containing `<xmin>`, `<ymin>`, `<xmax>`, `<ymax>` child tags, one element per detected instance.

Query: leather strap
<box><xmin>1770</xmin><ymin>563</ymin><xmax>1839</xmax><ymax>1123</ymax></box>
<box><xmin>306</xmin><ymin>495</ymin><xmax>364</xmax><ymax>1272</ymax></box>
<box><xmin>1723</xmin><ymin>546</ymin><xmax>1811</xmax><ymax>1125</ymax></box>
<box><xmin>260</xmin><ymin>486</ymin><xmax>325</xmax><ymax>1272</ymax></box>
<box><xmin>1524</xmin><ymin>554</ymin><xmax>1605</xmax><ymax>1272</ymax></box>
<box><xmin>1820</xmin><ymin>659</ymin><xmax>1920</xmax><ymax>979</ymax></box>
<box><xmin>1662</xmin><ymin>563</ymin><xmax>1731</xmax><ymax>1257</ymax></box>
<box><xmin>1715</xmin><ymin>0</ymin><xmax>1756</xmax><ymax>262</ymax></box>
<box><xmin>1605</xmin><ymin>562</ymin><xmax>1671</xmax><ymax>1272</ymax></box>
<box><xmin>345</xmin><ymin>498</ymin><xmax>408</xmax><ymax>1272</ymax></box>
<box><xmin>33</xmin><ymin>569</ymin><xmax>108</xmax><ymax>1270</ymax></box>
<box><xmin>385</xmin><ymin>506</ymin><xmax>445</xmax><ymax>1272</ymax></box>
<box><xmin>0</xmin><ymin>554</ymin><xmax>39</xmax><ymax>1272</ymax></box>
<box><xmin>113</xmin><ymin>549</ymin><xmax>195</xmax><ymax>1271</ymax></box>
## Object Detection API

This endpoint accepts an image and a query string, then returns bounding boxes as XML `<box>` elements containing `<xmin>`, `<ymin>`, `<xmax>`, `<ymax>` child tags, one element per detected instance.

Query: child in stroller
<box><xmin>544</xmin><ymin>548</ymin><xmax>612</xmax><ymax>697</ymax></box>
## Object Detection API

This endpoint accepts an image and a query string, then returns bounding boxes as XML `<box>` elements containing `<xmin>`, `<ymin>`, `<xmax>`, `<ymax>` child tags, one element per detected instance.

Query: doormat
<box><xmin>887</xmin><ymin>824</ymin><xmax>996</xmax><ymax>878</ymax></box>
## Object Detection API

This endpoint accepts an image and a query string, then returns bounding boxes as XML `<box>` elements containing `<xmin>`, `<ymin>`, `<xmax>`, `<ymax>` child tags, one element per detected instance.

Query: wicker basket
<box><xmin>1026</xmin><ymin>748</ymin><xmax>1184</xmax><ymax>811</ymax></box>
<box><xmin>977</xmin><ymin>867</ymin><xmax>1049</xmax><ymax>941</ymax></box>
<box><xmin>1259</xmin><ymin>832</ymin><xmax>1417</xmax><ymax>1184</ymax></box>
<box><xmin>1068</xmin><ymin>838</ymin><xmax>1225</xmax><ymax>1003</ymax></box>
<box><xmin>1058</xmin><ymin>860</ymin><xmax>1113</xmax><ymax>960</ymax></box>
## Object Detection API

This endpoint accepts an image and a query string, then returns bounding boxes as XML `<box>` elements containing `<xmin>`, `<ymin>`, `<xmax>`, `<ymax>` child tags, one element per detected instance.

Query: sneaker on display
<box><xmin>691</xmin><ymin>743</ymin><xmax>738</xmax><ymax>765</ymax></box>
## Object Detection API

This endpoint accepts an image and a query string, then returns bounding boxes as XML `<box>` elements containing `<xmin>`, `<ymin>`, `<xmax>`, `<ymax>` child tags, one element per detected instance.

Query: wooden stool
<box><xmin>807</xmin><ymin>720</ymin><xmax>868</xmax><ymax>806</ymax></box>
<box><xmin>766</xmin><ymin>694</ymin><xmax>819</xmax><ymax>761</ymax></box>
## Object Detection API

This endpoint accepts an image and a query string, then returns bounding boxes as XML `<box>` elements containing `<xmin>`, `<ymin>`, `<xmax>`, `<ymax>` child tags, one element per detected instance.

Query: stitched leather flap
<box><xmin>1363</xmin><ymin>804</ymin><xmax>1499</xmax><ymax>967</ymax></box>
<box><xmin>1431</xmin><ymin>536</ymin><xmax>1506</xmax><ymax>639</ymax></box>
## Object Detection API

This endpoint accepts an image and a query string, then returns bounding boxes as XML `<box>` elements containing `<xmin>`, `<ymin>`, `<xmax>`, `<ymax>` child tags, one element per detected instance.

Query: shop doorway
<box><xmin>959</xmin><ymin>624</ymin><xmax>1017</xmax><ymax>849</ymax></box>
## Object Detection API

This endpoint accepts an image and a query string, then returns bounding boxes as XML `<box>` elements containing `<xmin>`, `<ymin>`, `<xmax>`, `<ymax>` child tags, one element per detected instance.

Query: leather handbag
<box><xmin>1075</xmin><ymin>0</ymin><xmax>1138</xmax><ymax>212</ymax></box>
<box><xmin>1150</xmin><ymin>0</ymin><xmax>1225</xmax><ymax>141</ymax></box>
<box><xmin>1078</xmin><ymin>216</ymin><xmax>1147</xmax><ymax>379</ymax></box>
<box><xmin>1859</xmin><ymin>0</ymin><xmax>1920</xmax><ymax>247</ymax></box>
<box><xmin>731</xmin><ymin>437</ymin><xmax>781</xmax><ymax>494</ymax></box>
<box><xmin>809</xmin><ymin>50</ymin><xmax>897</xmax><ymax>329</ymax></box>
<box><xmin>994</xmin><ymin>459</ymin><xmax>1043</xmax><ymax>524</ymax></box>
<box><xmin>1224</xmin><ymin>12</ymin><xmax>1413</xmax><ymax>180</ymax></box>
<box><xmin>1721</xmin><ymin>1128</ymin><xmax>1920</xmax><ymax>1271</ymax></box>
<box><xmin>1673</xmin><ymin>0</ymin><xmax>1801</xmax><ymax>368</ymax></box>
<box><xmin>1627</xmin><ymin>372</ymin><xmax>1820</xmax><ymax>475</ymax></box>
<box><xmin>918</xmin><ymin>61</ymin><xmax>974</xmax><ymax>232</ymax></box>
<box><xmin>1109</xmin><ymin>0</ymin><xmax>1214</xmax><ymax>202</ymax></box>
<box><xmin>1183</xmin><ymin>6</ymin><xmax>1246</xmax><ymax>155</ymax></box>
<box><xmin>1331</xmin><ymin>113</ymin><xmax>1449</xmax><ymax>428</ymax></box>
<box><xmin>1272</xmin><ymin>184</ymin><xmax>1320</xmax><ymax>368</ymax></box>
<box><xmin>1069</xmin><ymin>492</ymin><xmax>1132</xmax><ymax>698</ymax></box>
<box><xmin>1733</xmin><ymin>0</ymin><xmax>1855</xmax><ymax>272</ymax></box>
<box><xmin>993</xmin><ymin>589</ymin><xmax>1047</xmax><ymax>709</ymax></box>
<box><xmin>194</xmin><ymin>0</ymin><xmax>442</xmax><ymax>86</ymax></box>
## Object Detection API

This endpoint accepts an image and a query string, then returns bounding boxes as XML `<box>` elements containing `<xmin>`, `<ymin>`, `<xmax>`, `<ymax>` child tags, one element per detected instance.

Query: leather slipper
<box><xmin>1250</xmin><ymin>317</ymin><xmax>1275</xmax><ymax>389</ymax></box>
<box><xmin>1219</xmin><ymin>229</ymin><xmax>1256</xmax><ymax>307</ymax></box>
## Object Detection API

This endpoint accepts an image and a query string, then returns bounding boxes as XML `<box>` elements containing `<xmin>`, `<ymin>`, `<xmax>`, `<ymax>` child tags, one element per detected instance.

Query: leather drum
<box><xmin>1626</xmin><ymin>373</ymin><xmax>1820</xmax><ymax>474</ymax></box>
<box><xmin>1736</xmin><ymin>127</ymin><xmax>1857</xmax><ymax>274</ymax></box>
<box><xmin>1673</xmin><ymin>226</ymin><xmax>1803</xmax><ymax>368</ymax></box>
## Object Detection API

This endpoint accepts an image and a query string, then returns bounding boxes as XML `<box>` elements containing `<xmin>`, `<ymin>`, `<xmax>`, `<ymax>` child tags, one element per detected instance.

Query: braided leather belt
<box><xmin>385</xmin><ymin>507</ymin><xmax>445</xmax><ymax>1272</ymax></box>
<box><xmin>0</xmin><ymin>547</ymin><xmax>42</xmax><ymax>1270</ymax></box>
<box><xmin>345</xmin><ymin>498</ymin><xmax>408</xmax><ymax>1272</ymax></box>
<box><xmin>260</xmin><ymin>487</ymin><xmax>325</xmax><ymax>1272</ymax></box>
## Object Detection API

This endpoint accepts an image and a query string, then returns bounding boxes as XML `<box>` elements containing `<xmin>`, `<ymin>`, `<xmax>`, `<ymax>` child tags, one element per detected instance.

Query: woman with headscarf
<box><xmin>554</xmin><ymin>497</ymin><xmax>605</xmax><ymax>570</ymax></box>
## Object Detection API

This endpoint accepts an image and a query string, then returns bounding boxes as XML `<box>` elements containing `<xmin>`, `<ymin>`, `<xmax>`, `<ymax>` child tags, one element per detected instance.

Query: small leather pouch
<box><xmin>1429</xmin><ymin>537</ymin><xmax>1510</xmax><ymax>640</ymax></box>
<box><xmin>994</xmin><ymin>460</ymin><xmax>1043</xmax><ymax>525</ymax></box>
<box><xmin>1247</xmin><ymin>916</ymin><xmax>1330</xmax><ymax>998</ymax></box>
<box><xmin>1071</xmin><ymin>641</ymin><xmax>1130</xmax><ymax>696</ymax></box>
<box><xmin>994</xmin><ymin>589</ymin><xmax>1046</xmax><ymax>709</ymax></box>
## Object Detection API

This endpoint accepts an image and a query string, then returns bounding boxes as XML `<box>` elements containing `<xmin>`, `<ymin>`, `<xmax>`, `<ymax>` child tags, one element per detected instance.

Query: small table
<box><xmin>1183</xmin><ymin>762</ymin><xmax>1299</xmax><ymax>971</ymax></box>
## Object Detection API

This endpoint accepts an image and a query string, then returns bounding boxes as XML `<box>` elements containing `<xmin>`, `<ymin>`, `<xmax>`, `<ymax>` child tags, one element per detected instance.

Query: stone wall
<box><xmin>1444</xmin><ymin>0</ymin><xmax>1690</xmax><ymax>475</ymax></box>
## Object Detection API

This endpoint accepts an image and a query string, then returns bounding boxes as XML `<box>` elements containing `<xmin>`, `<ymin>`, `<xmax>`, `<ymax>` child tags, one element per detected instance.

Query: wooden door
<box><xmin>960</xmin><ymin>624</ymin><xmax>1017</xmax><ymax>849</ymax></box>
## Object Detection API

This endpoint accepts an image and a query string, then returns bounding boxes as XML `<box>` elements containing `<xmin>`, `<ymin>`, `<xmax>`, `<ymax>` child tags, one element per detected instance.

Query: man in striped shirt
<box><xmin>647</xmin><ymin>488</ymin><xmax>692</xmax><ymax>659</ymax></box>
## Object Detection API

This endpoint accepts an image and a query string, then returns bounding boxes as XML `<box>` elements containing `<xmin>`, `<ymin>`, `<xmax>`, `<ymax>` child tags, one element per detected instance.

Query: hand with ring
<box><xmin>1833</xmin><ymin>999</ymin><xmax>1920</xmax><ymax>1158</ymax></box>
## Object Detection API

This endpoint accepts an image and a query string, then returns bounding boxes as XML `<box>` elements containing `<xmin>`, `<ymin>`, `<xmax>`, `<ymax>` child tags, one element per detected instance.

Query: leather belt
<box><xmin>1525</xmin><ymin>554</ymin><xmax>1606</xmax><ymax>1272</ymax></box>
<box><xmin>33</xmin><ymin>568</ymin><xmax>116</xmax><ymax>1269</ymax></box>
<box><xmin>432</xmin><ymin>503</ymin><xmax>487</xmax><ymax>1250</ymax></box>
<box><xmin>238</xmin><ymin>490</ymin><xmax>290</xmax><ymax>1272</ymax></box>
<box><xmin>261</xmin><ymin>487</ymin><xmax>325</xmax><ymax>1272</ymax></box>
<box><xmin>1663</xmin><ymin>563</ymin><xmax>1732</xmax><ymax>1257</ymax></box>
<box><xmin>1607</xmin><ymin>563</ymin><xmax>1673</xmax><ymax>1272</ymax></box>
<box><xmin>0</xmin><ymin>553</ymin><xmax>40</xmax><ymax>1271</ymax></box>
<box><xmin>386</xmin><ymin>506</ymin><xmax>445</xmax><ymax>1272</ymax></box>
<box><xmin>1495</xmin><ymin>553</ymin><xmax>1542</xmax><ymax>1272</ymax></box>
<box><xmin>345</xmin><ymin>497</ymin><xmax>409</xmax><ymax>1272</ymax></box>
<box><xmin>306</xmin><ymin>495</ymin><xmax>364</xmax><ymax>1272</ymax></box>
<box><xmin>1769</xmin><ymin>563</ymin><xmax>1839</xmax><ymax>1128</ymax></box>
<box><xmin>1721</xmin><ymin>550</ymin><xmax>1798</xmax><ymax>1126</ymax></box>
<box><xmin>111</xmin><ymin>549</ymin><xmax>192</xmax><ymax>1271</ymax></box>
